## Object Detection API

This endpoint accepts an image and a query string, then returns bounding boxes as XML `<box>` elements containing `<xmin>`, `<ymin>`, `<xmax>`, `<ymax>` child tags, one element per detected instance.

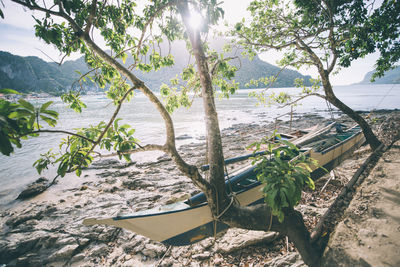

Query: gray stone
<box><xmin>122</xmin><ymin>258</ymin><xmax>144</xmax><ymax>266</ymax></box>
<box><xmin>267</xmin><ymin>252</ymin><xmax>305</xmax><ymax>267</ymax></box>
<box><xmin>57</xmin><ymin>237</ymin><xmax>77</xmax><ymax>246</ymax></box>
<box><xmin>70</xmin><ymin>252</ymin><xmax>86</xmax><ymax>263</ymax></box>
<box><xmin>122</xmin><ymin>179</ymin><xmax>154</xmax><ymax>190</ymax></box>
<box><xmin>17</xmin><ymin>177</ymin><xmax>49</xmax><ymax>199</ymax></box>
<box><xmin>176</xmin><ymin>134</ymin><xmax>193</xmax><ymax>140</ymax></box>
<box><xmin>49</xmin><ymin>244</ymin><xmax>79</xmax><ymax>261</ymax></box>
<box><xmin>191</xmin><ymin>251</ymin><xmax>211</xmax><ymax>260</ymax></box>
<box><xmin>89</xmin><ymin>243</ymin><xmax>109</xmax><ymax>257</ymax></box>
<box><xmin>142</xmin><ymin>243</ymin><xmax>166</xmax><ymax>258</ymax></box>
<box><xmin>215</xmin><ymin>229</ymin><xmax>279</xmax><ymax>253</ymax></box>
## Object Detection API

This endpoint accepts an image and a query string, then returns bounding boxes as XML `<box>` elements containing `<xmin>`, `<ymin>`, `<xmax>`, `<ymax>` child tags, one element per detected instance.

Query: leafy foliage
<box><xmin>235</xmin><ymin>0</ymin><xmax>399</xmax><ymax>81</ymax></box>
<box><xmin>61</xmin><ymin>91</ymin><xmax>87</xmax><ymax>113</ymax></box>
<box><xmin>250</xmin><ymin>132</ymin><xmax>317</xmax><ymax>222</ymax></box>
<box><xmin>248</xmin><ymin>77</ymin><xmax>321</xmax><ymax>107</ymax></box>
<box><xmin>0</xmin><ymin>97</ymin><xmax>58</xmax><ymax>156</ymax></box>
<box><xmin>33</xmin><ymin>118</ymin><xmax>138</xmax><ymax>177</ymax></box>
<box><xmin>0</xmin><ymin>51</ymin><xmax>93</xmax><ymax>95</ymax></box>
<box><xmin>335</xmin><ymin>0</ymin><xmax>400</xmax><ymax>80</ymax></box>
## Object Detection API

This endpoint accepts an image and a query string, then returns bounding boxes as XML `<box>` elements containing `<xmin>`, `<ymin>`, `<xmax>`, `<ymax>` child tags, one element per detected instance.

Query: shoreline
<box><xmin>1</xmin><ymin>110</ymin><xmax>399</xmax><ymax>266</ymax></box>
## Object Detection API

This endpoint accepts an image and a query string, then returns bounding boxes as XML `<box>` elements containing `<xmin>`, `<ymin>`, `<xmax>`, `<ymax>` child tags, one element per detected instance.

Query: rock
<box><xmin>165</xmin><ymin>193</ymin><xmax>191</xmax><ymax>205</ymax></box>
<box><xmin>97</xmin><ymin>170</ymin><xmax>131</xmax><ymax>178</ymax></box>
<box><xmin>57</xmin><ymin>237</ymin><xmax>77</xmax><ymax>246</ymax></box>
<box><xmin>6</xmin><ymin>208</ymin><xmax>45</xmax><ymax>228</ymax></box>
<box><xmin>136</xmin><ymin>156</ymin><xmax>172</xmax><ymax>168</ymax></box>
<box><xmin>49</xmin><ymin>244</ymin><xmax>80</xmax><ymax>261</ymax></box>
<box><xmin>122</xmin><ymin>258</ymin><xmax>144</xmax><ymax>266</ymax></box>
<box><xmin>88</xmin><ymin>158</ymin><xmax>133</xmax><ymax>170</ymax></box>
<box><xmin>92</xmin><ymin>158</ymin><xmax>120</xmax><ymax>166</ymax></box>
<box><xmin>142</xmin><ymin>243</ymin><xmax>166</xmax><ymax>258</ymax></box>
<box><xmin>127</xmin><ymin>171</ymin><xmax>141</xmax><ymax>177</ymax></box>
<box><xmin>77</xmin><ymin>238</ymin><xmax>90</xmax><ymax>247</ymax></box>
<box><xmin>215</xmin><ymin>229</ymin><xmax>279</xmax><ymax>253</ymax></box>
<box><xmin>80</xmin><ymin>185</ymin><xmax>88</xmax><ymax>191</ymax></box>
<box><xmin>70</xmin><ymin>252</ymin><xmax>86</xmax><ymax>263</ymax></box>
<box><xmin>122</xmin><ymin>179</ymin><xmax>155</xmax><ymax>190</ymax></box>
<box><xmin>191</xmin><ymin>251</ymin><xmax>211</xmax><ymax>260</ymax></box>
<box><xmin>158</xmin><ymin>258</ymin><xmax>174</xmax><ymax>267</ymax></box>
<box><xmin>266</xmin><ymin>252</ymin><xmax>305</xmax><ymax>267</ymax></box>
<box><xmin>176</xmin><ymin>134</ymin><xmax>193</xmax><ymax>140</ymax></box>
<box><xmin>122</xmin><ymin>241</ymin><xmax>142</xmax><ymax>254</ymax></box>
<box><xmin>113</xmin><ymin>161</ymin><xmax>137</xmax><ymax>169</ymax></box>
<box><xmin>89</xmin><ymin>244</ymin><xmax>109</xmax><ymax>257</ymax></box>
<box><xmin>17</xmin><ymin>177</ymin><xmax>49</xmax><ymax>199</ymax></box>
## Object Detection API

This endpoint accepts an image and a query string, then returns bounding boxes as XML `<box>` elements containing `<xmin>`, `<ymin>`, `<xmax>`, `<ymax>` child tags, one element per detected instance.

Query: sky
<box><xmin>0</xmin><ymin>0</ymin><xmax>380</xmax><ymax>85</ymax></box>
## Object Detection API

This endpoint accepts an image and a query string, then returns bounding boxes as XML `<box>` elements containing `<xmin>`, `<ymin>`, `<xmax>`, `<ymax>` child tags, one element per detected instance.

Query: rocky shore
<box><xmin>1</xmin><ymin>110</ymin><xmax>399</xmax><ymax>267</ymax></box>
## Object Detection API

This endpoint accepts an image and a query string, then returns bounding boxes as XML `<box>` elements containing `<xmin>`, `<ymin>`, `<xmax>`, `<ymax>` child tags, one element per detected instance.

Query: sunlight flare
<box><xmin>188</xmin><ymin>10</ymin><xmax>203</xmax><ymax>30</ymax></box>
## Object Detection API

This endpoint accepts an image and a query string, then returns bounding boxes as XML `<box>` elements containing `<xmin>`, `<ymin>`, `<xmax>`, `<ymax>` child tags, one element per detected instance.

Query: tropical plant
<box><xmin>233</xmin><ymin>0</ymin><xmax>399</xmax><ymax>150</ymax></box>
<box><xmin>250</xmin><ymin>133</ymin><xmax>317</xmax><ymax>223</ymax></box>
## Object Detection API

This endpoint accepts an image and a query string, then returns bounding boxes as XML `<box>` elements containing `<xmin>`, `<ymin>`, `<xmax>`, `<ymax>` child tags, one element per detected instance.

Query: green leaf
<box><xmin>121</xmin><ymin>53</ymin><xmax>128</xmax><ymax>64</ymax></box>
<box><xmin>114</xmin><ymin>118</ymin><xmax>122</xmax><ymax>130</ymax></box>
<box><xmin>40</xmin><ymin>101</ymin><xmax>54</xmax><ymax>112</ymax></box>
<box><xmin>57</xmin><ymin>160</ymin><xmax>69</xmax><ymax>177</ymax></box>
<box><xmin>28</xmin><ymin>115</ymin><xmax>36</xmax><ymax>129</ymax></box>
<box><xmin>0</xmin><ymin>89</ymin><xmax>21</xmax><ymax>95</ymax></box>
<box><xmin>18</xmin><ymin>99</ymin><xmax>35</xmax><ymax>112</ymax></box>
<box><xmin>40</xmin><ymin>109</ymin><xmax>59</xmax><ymax>119</ymax></box>
<box><xmin>40</xmin><ymin>115</ymin><xmax>57</xmax><ymax>127</ymax></box>
<box><xmin>9</xmin><ymin>109</ymin><xmax>33</xmax><ymax>119</ymax></box>
<box><xmin>0</xmin><ymin>131</ymin><xmax>13</xmax><ymax>156</ymax></box>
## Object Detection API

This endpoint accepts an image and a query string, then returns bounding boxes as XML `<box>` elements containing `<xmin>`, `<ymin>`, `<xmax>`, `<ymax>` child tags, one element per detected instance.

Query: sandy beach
<box><xmin>1</xmin><ymin>110</ymin><xmax>399</xmax><ymax>266</ymax></box>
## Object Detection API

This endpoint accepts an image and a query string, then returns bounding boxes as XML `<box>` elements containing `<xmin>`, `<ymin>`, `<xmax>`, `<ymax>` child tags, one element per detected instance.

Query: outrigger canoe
<box><xmin>83</xmin><ymin>122</ymin><xmax>365</xmax><ymax>246</ymax></box>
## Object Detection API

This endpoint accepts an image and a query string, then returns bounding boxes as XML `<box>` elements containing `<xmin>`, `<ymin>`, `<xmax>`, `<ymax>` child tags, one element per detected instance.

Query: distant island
<box><xmin>359</xmin><ymin>66</ymin><xmax>400</xmax><ymax>84</ymax></box>
<box><xmin>0</xmin><ymin>46</ymin><xmax>313</xmax><ymax>96</ymax></box>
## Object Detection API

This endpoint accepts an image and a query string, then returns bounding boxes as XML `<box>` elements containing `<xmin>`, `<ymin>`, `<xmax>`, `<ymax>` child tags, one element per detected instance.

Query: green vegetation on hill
<box><xmin>360</xmin><ymin>66</ymin><xmax>400</xmax><ymax>84</ymax></box>
<box><xmin>0</xmin><ymin>48</ymin><xmax>312</xmax><ymax>96</ymax></box>
<box><xmin>0</xmin><ymin>51</ymin><xmax>91</xmax><ymax>95</ymax></box>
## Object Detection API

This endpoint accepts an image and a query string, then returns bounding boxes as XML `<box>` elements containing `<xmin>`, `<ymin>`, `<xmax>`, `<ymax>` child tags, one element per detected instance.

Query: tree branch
<box><xmin>93</xmin><ymin>144</ymin><xmax>167</xmax><ymax>159</ymax></box>
<box><xmin>85</xmin><ymin>0</ymin><xmax>97</xmax><ymax>34</ymax></box>
<box><xmin>13</xmin><ymin>0</ymin><xmax>211</xmax><ymax>205</ymax></box>
<box><xmin>20</xmin><ymin>130</ymin><xmax>96</xmax><ymax>143</ymax></box>
<box><xmin>86</xmin><ymin>86</ymin><xmax>135</xmax><ymax>157</ymax></box>
<box><xmin>278</xmin><ymin>93</ymin><xmax>327</xmax><ymax>108</ymax></box>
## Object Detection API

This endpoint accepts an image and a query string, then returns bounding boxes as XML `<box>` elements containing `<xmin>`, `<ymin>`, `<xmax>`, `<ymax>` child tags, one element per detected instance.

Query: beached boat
<box><xmin>83</xmin><ymin>122</ymin><xmax>365</xmax><ymax>246</ymax></box>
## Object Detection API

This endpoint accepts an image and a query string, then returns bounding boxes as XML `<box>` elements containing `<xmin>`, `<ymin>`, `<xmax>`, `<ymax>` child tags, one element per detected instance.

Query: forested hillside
<box><xmin>0</xmin><ymin>45</ymin><xmax>312</xmax><ymax>95</ymax></box>
<box><xmin>360</xmin><ymin>66</ymin><xmax>400</xmax><ymax>84</ymax></box>
<box><xmin>0</xmin><ymin>51</ymin><xmax>91</xmax><ymax>95</ymax></box>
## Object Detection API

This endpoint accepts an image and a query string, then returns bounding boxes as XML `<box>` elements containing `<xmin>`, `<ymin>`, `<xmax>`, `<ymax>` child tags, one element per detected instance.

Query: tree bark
<box><xmin>177</xmin><ymin>1</ymin><xmax>228</xmax><ymax>215</ymax></box>
<box><xmin>177</xmin><ymin>2</ymin><xmax>320</xmax><ymax>266</ymax></box>
<box><xmin>222</xmin><ymin>205</ymin><xmax>320</xmax><ymax>267</ymax></box>
<box><xmin>320</xmin><ymin>72</ymin><xmax>382</xmax><ymax>150</ymax></box>
<box><xmin>294</xmin><ymin>39</ymin><xmax>381</xmax><ymax>151</ymax></box>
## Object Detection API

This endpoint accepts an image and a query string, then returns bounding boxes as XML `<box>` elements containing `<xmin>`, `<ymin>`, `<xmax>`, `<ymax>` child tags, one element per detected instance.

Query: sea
<box><xmin>0</xmin><ymin>84</ymin><xmax>399</xmax><ymax>207</ymax></box>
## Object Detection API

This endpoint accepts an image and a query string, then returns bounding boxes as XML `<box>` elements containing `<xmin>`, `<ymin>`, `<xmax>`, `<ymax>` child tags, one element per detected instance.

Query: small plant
<box><xmin>250</xmin><ymin>132</ymin><xmax>318</xmax><ymax>222</ymax></box>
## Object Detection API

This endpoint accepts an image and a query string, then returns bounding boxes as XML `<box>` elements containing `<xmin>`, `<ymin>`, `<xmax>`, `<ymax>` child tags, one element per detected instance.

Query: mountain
<box><xmin>359</xmin><ymin>66</ymin><xmax>400</xmax><ymax>84</ymax></box>
<box><xmin>0</xmin><ymin>45</ymin><xmax>312</xmax><ymax>95</ymax></box>
<box><xmin>0</xmin><ymin>51</ymin><xmax>91</xmax><ymax>95</ymax></box>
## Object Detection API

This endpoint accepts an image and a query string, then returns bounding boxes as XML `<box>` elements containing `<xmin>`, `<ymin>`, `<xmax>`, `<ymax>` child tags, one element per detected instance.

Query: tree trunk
<box><xmin>320</xmin><ymin>73</ymin><xmax>382</xmax><ymax>150</ymax></box>
<box><xmin>222</xmin><ymin>205</ymin><xmax>321</xmax><ymax>267</ymax></box>
<box><xmin>177</xmin><ymin>1</ymin><xmax>228</xmax><ymax>215</ymax></box>
<box><xmin>177</xmin><ymin>2</ymin><xmax>320</xmax><ymax>266</ymax></box>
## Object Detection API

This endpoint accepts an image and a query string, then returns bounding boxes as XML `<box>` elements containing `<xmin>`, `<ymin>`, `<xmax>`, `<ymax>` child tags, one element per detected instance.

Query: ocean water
<box><xmin>0</xmin><ymin>84</ymin><xmax>399</xmax><ymax>206</ymax></box>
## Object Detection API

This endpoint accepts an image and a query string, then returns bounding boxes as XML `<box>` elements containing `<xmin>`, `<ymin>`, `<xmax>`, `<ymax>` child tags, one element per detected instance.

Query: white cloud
<box><xmin>2</xmin><ymin>0</ymin><xmax>37</xmax><ymax>29</ymax></box>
